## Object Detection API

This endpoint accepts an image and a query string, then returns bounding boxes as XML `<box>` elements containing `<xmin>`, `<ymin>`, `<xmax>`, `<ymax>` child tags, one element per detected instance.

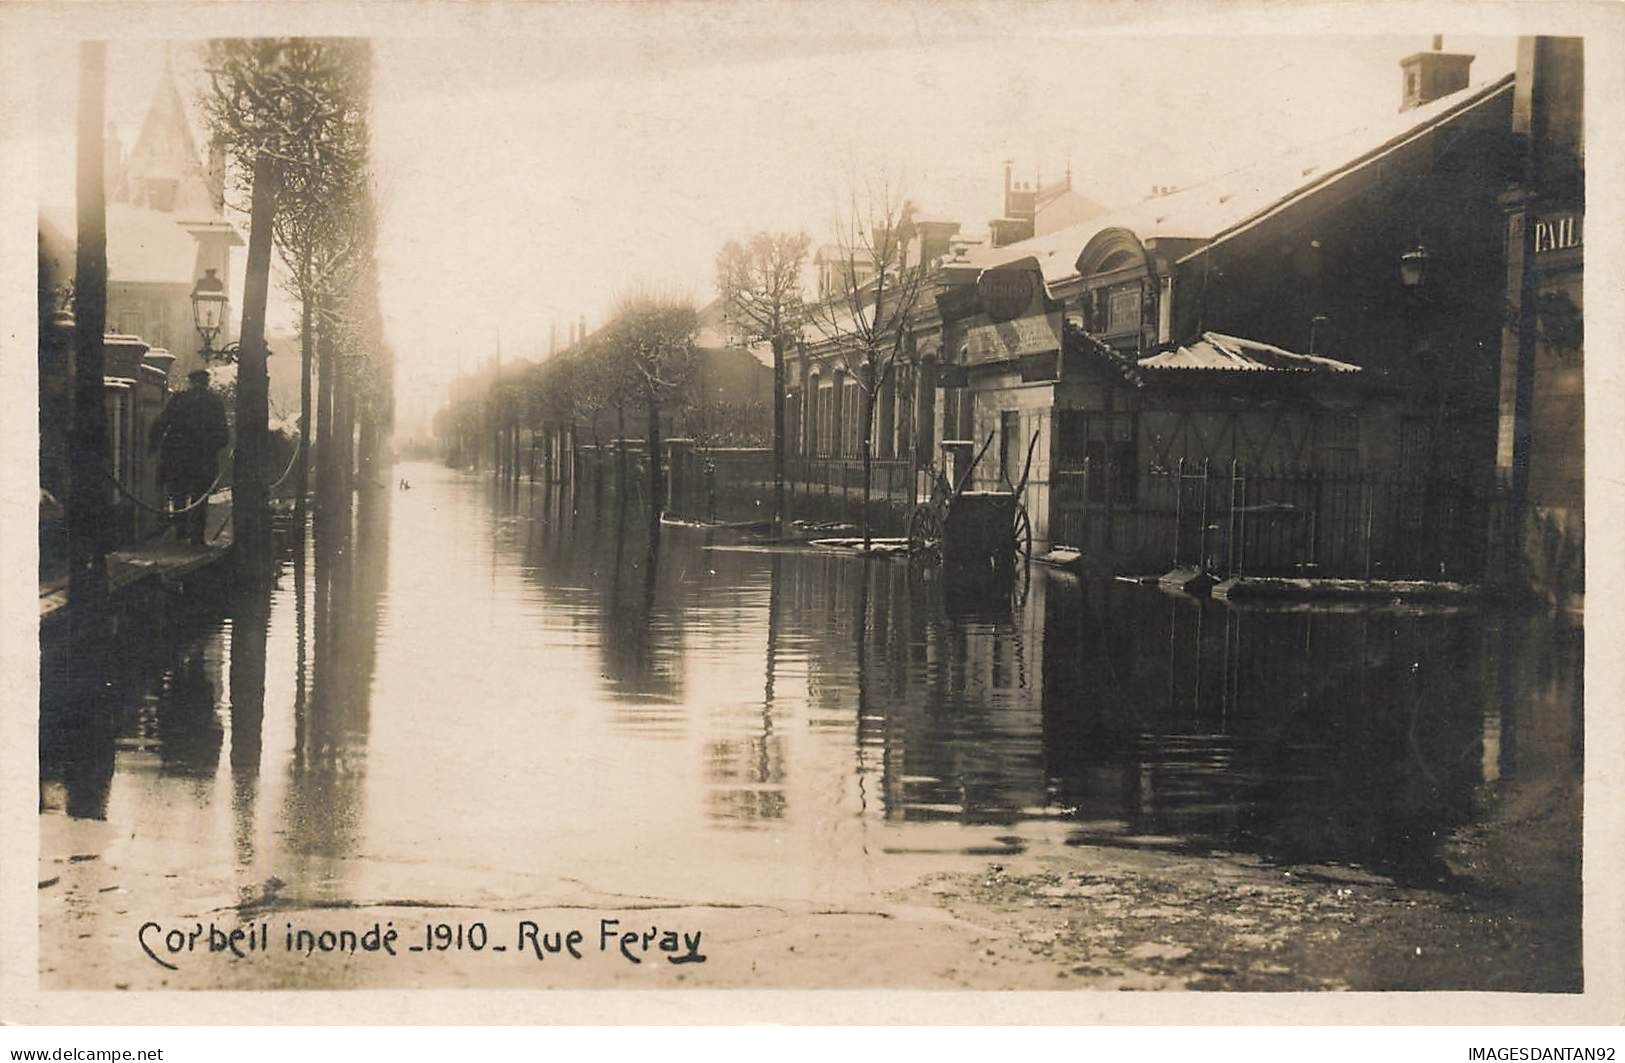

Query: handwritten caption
<box><xmin>137</xmin><ymin>918</ymin><xmax>706</xmax><ymax>971</ymax></box>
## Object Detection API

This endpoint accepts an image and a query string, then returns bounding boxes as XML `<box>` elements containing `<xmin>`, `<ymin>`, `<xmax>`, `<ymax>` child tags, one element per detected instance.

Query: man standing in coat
<box><xmin>150</xmin><ymin>369</ymin><xmax>230</xmax><ymax>544</ymax></box>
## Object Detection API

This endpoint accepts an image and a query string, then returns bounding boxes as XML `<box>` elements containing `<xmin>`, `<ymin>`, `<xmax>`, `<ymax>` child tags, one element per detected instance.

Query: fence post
<box><xmin>1227</xmin><ymin>460</ymin><xmax>1238</xmax><ymax>577</ymax></box>
<box><xmin>1172</xmin><ymin>457</ymin><xmax>1184</xmax><ymax>567</ymax></box>
<box><xmin>1305</xmin><ymin>467</ymin><xmax>1316</xmax><ymax>572</ymax></box>
<box><xmin>1197</xmin><ymin>459</ymin><xmax>1210</xmax><ymax>573</ymax></box>
<box><xmin>1236</xmin><ymin>463</ymin><xmax>1246</xmax><ymax>578</ymax></box>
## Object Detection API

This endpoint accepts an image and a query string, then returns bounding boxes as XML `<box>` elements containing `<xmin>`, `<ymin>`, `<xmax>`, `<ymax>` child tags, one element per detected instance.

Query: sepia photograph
<box><xmin>2</xmin><ymin>0</ymin><xmax>1618</xmax><ymax>1033</ymax></box>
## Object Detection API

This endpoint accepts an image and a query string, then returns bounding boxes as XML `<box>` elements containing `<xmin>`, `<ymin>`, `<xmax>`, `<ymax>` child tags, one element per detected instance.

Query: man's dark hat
<box><xmin>188</xmin><ymin>368</ymin><xmax>211</xmax><ymax>383</ymax></box>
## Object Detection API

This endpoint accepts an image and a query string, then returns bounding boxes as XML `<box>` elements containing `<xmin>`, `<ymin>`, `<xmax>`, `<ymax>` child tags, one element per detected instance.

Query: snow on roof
<box><xmin>965</xmin><ymin>71</ymin><xmax>1515</xmax><ymax>287</ymax></box>
<box><xmin>41</xmin><ymin>203</ymin><xmax>202</xmax><ymax>287</ymax></box>
<box><xmin>814</xmin><ymin>242</ymin><xmax>875</xmax><ymax>265</ymax></box>
<box><xmin>1140</xmin><ymin>332</ymin><xmax>1362</xmax><ymax>374</ymax></box>
<box><xmin>694</xmin><ymin>295</ymin><xmax>776</xmax><ymax>365</ymax></box>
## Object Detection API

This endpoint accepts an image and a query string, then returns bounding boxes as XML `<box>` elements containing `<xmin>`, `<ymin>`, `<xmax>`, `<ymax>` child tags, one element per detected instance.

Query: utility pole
<box><xmin>68</xmin><ymin>41</ymin><xmax>110</xmax><ymax>639</ymax></box>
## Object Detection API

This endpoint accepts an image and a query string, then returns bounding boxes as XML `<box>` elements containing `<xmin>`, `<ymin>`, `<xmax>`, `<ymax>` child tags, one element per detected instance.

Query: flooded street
<box><xmin>39</xmin><ymin>461</ymin><xmax>1583</xmax><ymax>991</ymax></box>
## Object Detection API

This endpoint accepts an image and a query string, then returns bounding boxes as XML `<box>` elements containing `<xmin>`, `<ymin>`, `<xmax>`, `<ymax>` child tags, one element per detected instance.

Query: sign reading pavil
<box><xmin>1533</xmin><ymin>211</ymin><xmax>1581</xmax><ymax>255</ymax></box>
<box><xmin>965</xmin><ymin>312</ymin><xmax>1063</xmax><ymax>365</ymax></box>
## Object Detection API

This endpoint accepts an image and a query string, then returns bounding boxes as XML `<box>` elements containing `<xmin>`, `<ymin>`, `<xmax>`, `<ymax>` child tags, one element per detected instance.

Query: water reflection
<box><xmin>491</xmin><ymin>480</ymin><xmax>1578</xmax><ymax>886</ymax></box>
<box><xmin>40</xmin><ymin>591</ymin><xmax>228</xmax><ymax>820</ymax></box>
<box><xmin>40</xmin><ymin>462</ymin><xmax>1580</xmax><ymax>916</ymax></box>
<box><xmin>282</xmin><ymin>487</ymin><xmax>390</xmax><ymax>890</ymax></box>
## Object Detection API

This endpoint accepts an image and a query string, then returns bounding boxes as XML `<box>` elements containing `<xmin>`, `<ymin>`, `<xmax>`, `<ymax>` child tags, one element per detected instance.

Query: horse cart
<box><xmin>906</xmin><ymin>431</ymin><xmax>1038</xmax><ymax>570</ymax></box>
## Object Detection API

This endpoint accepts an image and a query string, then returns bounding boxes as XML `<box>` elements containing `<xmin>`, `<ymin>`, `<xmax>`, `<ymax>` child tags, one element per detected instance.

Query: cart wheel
<box><xmin>1012</xmin><ymin>504</ymin><xmax>1033</xmax><ymax>567</ymax></box>
<box><xmin>907</xmin><ymin>503</ymin><xmax>943</xmax><ymax>557</ymax></box>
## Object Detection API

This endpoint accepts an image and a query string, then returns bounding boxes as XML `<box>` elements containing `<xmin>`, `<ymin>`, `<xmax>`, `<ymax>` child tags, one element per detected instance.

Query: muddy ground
<box><xmin>37</xmin><ymin>771</ymin><xmax>1578</xmax><ymax>994</ymax></box>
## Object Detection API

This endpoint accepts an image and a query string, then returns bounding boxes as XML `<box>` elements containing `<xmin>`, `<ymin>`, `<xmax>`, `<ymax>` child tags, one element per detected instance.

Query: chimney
<box><xmin>579</xmin><ymin>315</ymin><xmax>586</xmax><ymax>343</ymax></box>
<box><xmin>550</xmin><ymin>320</ymin><xmax>557</xmax><ymax>356</ymax></box>
<box><xmin>1399</xmin><ymin>36</ymin><xmax>1475</xmax><ymax>112</ymax></box>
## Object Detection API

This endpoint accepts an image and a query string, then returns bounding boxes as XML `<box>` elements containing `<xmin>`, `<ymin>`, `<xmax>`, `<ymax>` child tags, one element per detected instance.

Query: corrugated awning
<box><xmin>1139</xmin><ymin>332</ymin><xmax>1362</xmax><ymax>374</ymax></box>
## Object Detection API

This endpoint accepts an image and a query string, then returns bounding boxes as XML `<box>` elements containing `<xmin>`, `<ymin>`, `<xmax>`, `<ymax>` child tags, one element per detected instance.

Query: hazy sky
<box><xmin>33</xmin><ymin>22</ymin><xmax>1518</xmax><ymax>433</ymax></box>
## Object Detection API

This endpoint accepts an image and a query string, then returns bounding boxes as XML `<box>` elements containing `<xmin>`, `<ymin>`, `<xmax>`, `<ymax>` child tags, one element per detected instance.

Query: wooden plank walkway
<box><xmin>39</xmin><ymin>496</ymin><xmax>233</xmax><ymax>623</ymax></box>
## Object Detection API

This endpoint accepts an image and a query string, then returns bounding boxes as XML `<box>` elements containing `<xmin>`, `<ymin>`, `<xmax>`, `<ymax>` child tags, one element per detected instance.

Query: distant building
<box><xmin>812</xmin><ymin>243</ymin><xmax>876</xmax><ymax>303</ymax></box>
<box><xmin>686</xmin><ymin>297</ymin><xmax>776</xmax><ymax>446</ymax></box>
<box><xmin>989</xmin><ymin>160</ymin><xmax>1109</xmax><ymax>248</ymax></box>
<box><xmin>39</xmin><ymin>55</ymin><xmax>244</xmax><ymax>378</ymax></box>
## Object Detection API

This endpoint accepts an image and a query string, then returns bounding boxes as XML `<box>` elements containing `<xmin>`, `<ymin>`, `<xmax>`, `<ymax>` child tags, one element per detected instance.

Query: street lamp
<box><xmin>190</xmin><ymin>268</ymin><xmax>228</xmax><ymax>357</ymax></box>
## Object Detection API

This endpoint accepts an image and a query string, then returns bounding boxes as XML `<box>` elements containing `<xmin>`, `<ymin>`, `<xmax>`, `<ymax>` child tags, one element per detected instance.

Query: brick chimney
<box><xmin>1400</xmin><ymin>35</ymin><xmax>1475</xmax><ymax>112</ymax></box>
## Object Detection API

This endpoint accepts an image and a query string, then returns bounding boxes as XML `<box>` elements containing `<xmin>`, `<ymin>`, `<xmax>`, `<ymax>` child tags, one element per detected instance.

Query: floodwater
<box><xmin>38</xmin><ymin>460</ymin><xmax>1584</xmax><ymax>984</ymax></box>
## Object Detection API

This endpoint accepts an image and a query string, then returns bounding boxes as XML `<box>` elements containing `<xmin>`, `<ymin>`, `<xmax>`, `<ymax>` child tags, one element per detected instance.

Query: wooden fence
<box><xmin>1053</xmin><ymin>459</ymin><xmax>1495</xmax><ymax>581</ymax></box>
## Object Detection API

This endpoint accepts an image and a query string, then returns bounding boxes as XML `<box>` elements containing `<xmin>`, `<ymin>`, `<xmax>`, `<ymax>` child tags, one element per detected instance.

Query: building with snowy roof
<box><xmin>38</xmin><ymin>55</ymin><xmax>244</xmax><ymax>558</ymax></box>
<box><xmin>925</xmin><ymin>39</ymin><xmax>1520</xmax><ymax>574</ymax></box>
<box><xmin>39</xmin><ymin>55</ymin><xmax>244</xmax><ymax>378</ymax></box>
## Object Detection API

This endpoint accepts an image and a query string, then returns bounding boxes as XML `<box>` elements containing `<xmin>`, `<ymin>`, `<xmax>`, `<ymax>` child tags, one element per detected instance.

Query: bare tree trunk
<box><xmin>335</xmin><ymin>357</ymin><xmax>356</xmax><ymax>496</ymax></box>
<box><xmin>491</xmin><ymin>399</ymin><xmax>502</xmax><ymax>479</ymax></box>
<box><xmin>234</xmin><ymin>152</ymin><xmax>279</xmax><ymax>583</ymax></box>
<box><xmin>646</xmin><ymin>390</ymin><xmax>665</xmax><ymax>526</ymax></box>
<box><xmin>860</xmin><ymin>379</ymin><xmax>876</xmax><ymax>551</ymax></box>
<box><xmin>315</xmin><ymin>294</ymin><xmax>334</xmax><ymax>508</ymax></box>
<box><xmin>68</xmin><ymin>41</ymin><xmax>109</xmax><ymax>634</ymax></box>
<box><xmin>616</xmin><ymin>403</ymin><xmax>628</xmax><ymax>495</ymax></box>
<box><xmin>771</xmin><ymin>334</ymin><xmax>786</xmax><ymax>534</ymax></box>
<box><xmin>295</xmin><ymin>288</ymin><xmax>313</xmax><ymax>533</ymax></box>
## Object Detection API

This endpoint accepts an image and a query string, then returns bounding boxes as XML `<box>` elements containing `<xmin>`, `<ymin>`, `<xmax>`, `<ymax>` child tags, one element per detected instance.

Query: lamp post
<box><xmin>1399</xmin><ymin>241</ymin><xmax>1439</xmax><ymax>408</ymax></box>
<box><xmin>1401</xmin><ymin>240</ymin><xmax>1449</xmax><ymax>573</ymax></box>
<box><xmin>190</xmin><ymin>268</ymin><xmax>229</xmax><ymax>360</ymax></box>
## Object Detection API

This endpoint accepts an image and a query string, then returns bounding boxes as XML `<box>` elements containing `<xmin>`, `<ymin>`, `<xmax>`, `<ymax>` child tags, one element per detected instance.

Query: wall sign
<box><xmin>961</xmin><ymin>256</ymin><xmax>1060</xmax><ymax>365</ymax></box>
<box><xmin>965</xmin><ymin>311</ymin><xmax>1064</xmax><ymax>365</ymax></box>
<box><xmin>979</xmin><ymin>269</ymin><xmax>1036</xmax><ymax>322</ymax></box>
<box><xmin>976</xmin><ymin>256</ymin><xmax>1050</xmax><ymax>322</ymax></box>
<box><xmin>1533</xmin><ymin>211</ymin><xmax>1582</xmax><ymax>255</ymax></box>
